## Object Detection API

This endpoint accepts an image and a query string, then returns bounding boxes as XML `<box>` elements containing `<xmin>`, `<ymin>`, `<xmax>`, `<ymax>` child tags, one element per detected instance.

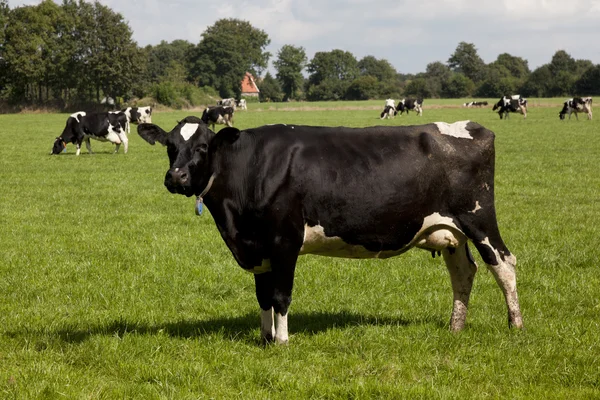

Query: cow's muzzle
<box><xmin>164</xmin><ymin>167</ymin><xmax>190</xmax><ymax>195</ymax></box>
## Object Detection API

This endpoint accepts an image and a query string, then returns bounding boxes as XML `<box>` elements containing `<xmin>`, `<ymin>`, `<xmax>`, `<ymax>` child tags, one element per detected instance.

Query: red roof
<box><xmin>241</xmin><ymin>72</ymin><xmax>260</xmax><ymax>94</ymax></box>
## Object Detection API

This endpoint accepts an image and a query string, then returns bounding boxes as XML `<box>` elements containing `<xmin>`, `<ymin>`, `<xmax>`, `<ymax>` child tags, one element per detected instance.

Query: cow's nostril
<box><xmin>179</xmin><ymin>172</ymin><xmax>188</xmax><ymax>183</ymax></box>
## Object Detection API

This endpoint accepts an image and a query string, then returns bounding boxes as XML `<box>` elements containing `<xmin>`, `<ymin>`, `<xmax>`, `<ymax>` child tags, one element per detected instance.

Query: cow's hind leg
<box><xmin>443</xmin><ymin>244</ymin><xmax>478</xmax><ymax>331</ymax></box>
<box><xmin>473</xmin><ymin>238</ymin><xmax>523</xmax><ymax>329</ymax></box>
<box><xmin>255</xmin><ymin>272</ymin><xmax>276</xmax><ymax>343</ymax></box>
<box><xmin>84</xmin><ymin>138</ymin><xmax>93</xmax><ymax>155</ymax></box>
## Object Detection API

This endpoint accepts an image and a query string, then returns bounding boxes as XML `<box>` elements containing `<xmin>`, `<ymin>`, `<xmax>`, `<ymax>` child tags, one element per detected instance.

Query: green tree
<box><xmin>441</xmin><ymin>74</ymin><xmax>475</xmax><ymax>98</ymax></box>
<box><xmin>345</xmin><ymin>75</ymin><xmax>379</xmax><ymax>100</ymax></box>
<box><xmin>189</xmin><ymin>19</ymin><xmax>271</xmax><ymax>98</ymax></box>
<box><xmin>425</xmin><ymin>61</ymin><xmax>451</xmax><ymax>98</ymax></box>
<box><xmin>495</xmin><ymin>53</ymin><xmax>530</xmax><ymax>80</ymax></box>
<box><xmin>273</xmin><ymin>44</ymin><xmax>307</xmax><ymax>101</ymax></box>
<box><xmin>575</xmin><ymin>65</ymin><xmax>600</xmax><ymax>95</ymax></box>
<box><xmin>549</xmin><ymin>50</ymin><xmax>576</xmax><ymax>76</ymax></box>
<box><xmin>258</xmin><ymin>72</ymin><xmax>283</xmax><ymax>102</ymax></box>
<box><xmin>146</xmin><ymin>40</ymin><xmax>194</xmax><ymax>83</ymax></box>
<box><xmin>405</xmin><ymin>77</ymin><xmax>431</xmax><ymax>98</ymax></box>
<box><xmin>521</xmin><ymin>64</ymin><xmax>552</xmax><ymax>97</ymax></box>
<box><xmin>306</xmin><ymin>49</ymin><xmax>358</xmax><ymax>100</ymax></box>
<box><xmin>447</xmin><ymin>42</ymin><xmax>486</xmax><ymax>83</ymax></box>
<box><xmin>357</xmin><ymin>56</ymin><xmax>397</xmax><ymax>82</ymax></box>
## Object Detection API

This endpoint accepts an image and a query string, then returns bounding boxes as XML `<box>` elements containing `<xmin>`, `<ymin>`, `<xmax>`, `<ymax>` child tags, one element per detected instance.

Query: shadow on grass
<box><xmin>7</xmin><ymin>311</ymin><xmax>445</xmax><ymax>345</ymax></box>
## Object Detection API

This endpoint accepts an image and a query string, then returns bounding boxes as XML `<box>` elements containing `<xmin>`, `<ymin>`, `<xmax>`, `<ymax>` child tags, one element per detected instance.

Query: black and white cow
<box><xmin>137</xmin><ymin>117</ymin><xmax>523</xmax><ymax>344</ymax></box>
<box><xmin>237</xmin><ymin>99</ymin><xmax>247</xmax><ymax>110</ymax></box>
<box><xmin>492</xmin><ymin>95</ymin><xmax>527</xmax><ymax>119</ymax></box>
<box><xmin>463</xmin><ymin>101</ymin><xmax>488</xmax><ymax>107</ymax></box>
<box><xmin>559</xmin><ymin>97</ymin><xmax>593</xmax><ymax>120</ymax></box>
<box><xmin>384</xmin><ymin>98</ymin><xmax>395</xmax><ymax>108</ymax></box>
<box><xmin>201</xmin><ymin>106</ymin><xmax>234</xmax><ymax>130</ymax></box>
<box><xmin>380</xmin><ymin>105</ymin><xmax>397</xmax><ymax>119</ymax></box>
<box><xmin>51</xmin><ymin>111</ymin><xmax>128</xmax><ymax>155</ymax></box>
<box><xmin>397</xmin><ymin>98</ymin><xmax>424</xmax><ymax>116</ymax></box>
<box><xmin>217</xmin><ymin>98</ymin><xmax>236</xmax><ymax>110</ymax></box>
<box><xmin>121</xmin><ymin>106</ymin><xmax>153</xmax><ymax>133</ymax></box>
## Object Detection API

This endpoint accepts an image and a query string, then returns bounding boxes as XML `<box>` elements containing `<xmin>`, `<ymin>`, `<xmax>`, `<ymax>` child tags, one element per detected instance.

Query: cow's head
<box><xmin>51</xmin><ymin>137</ymin><xmax>66</xmax><ymax>155</ymax></box>
<box><xmin>137</xmin><ymin>116</ymin><xmax>219</xmax><ymax>197</ymax></box>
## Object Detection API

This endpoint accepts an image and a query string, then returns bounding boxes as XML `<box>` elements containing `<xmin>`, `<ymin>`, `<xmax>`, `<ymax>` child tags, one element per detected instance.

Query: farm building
<box><xmin>241</xmin><ymin>72</ymin><xmax>260</xmax><ymax>97</ymax></box>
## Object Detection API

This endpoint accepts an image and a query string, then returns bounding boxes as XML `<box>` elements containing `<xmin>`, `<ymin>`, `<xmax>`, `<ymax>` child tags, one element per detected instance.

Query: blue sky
<box><xmin>10</xmin><ymin>0</ymin><xmax>600</xmax><ymax>74</ymax></box>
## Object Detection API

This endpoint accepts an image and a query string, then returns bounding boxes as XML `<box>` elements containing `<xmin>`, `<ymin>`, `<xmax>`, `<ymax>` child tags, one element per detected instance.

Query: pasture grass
<box><xmin>0</xmin><ymin>100</ymin><xmax>599</xmax><ymax>398</ymax></box>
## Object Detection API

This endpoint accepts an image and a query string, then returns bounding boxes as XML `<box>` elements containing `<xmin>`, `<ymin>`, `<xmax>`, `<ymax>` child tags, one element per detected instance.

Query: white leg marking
<box><xmin>275</xmin><ymin>313</ymin><xmax>289</xmax><ymax>344</ymax></box>
<box><xmin>261</xmin><ymin>308</ymin><xmax>275</xmax><ymax>341</ymax></box>
<box><xmin>76</xmin><ymin>144</ymin><xmax>81</xmax><ymax>156</ymax></box>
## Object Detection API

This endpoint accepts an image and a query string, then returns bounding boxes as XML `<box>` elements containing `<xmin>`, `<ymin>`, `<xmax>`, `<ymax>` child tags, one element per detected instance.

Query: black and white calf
<box><xmin>384</xmin><ymin>98</ymin><xmax>396</xmax><ymax>108</ymax></box>
<box><xmin>201</xmin><ymin>106</ymin><xmax>234</xmax><ymax>130</ymax></box>
<box><xmin>121</xmin><ymin>106</ymin><xmax>153</xmax><ymax>133</ymax></box>
<box><xmin>237</xmin><ymin>99</ymin><xmax>247</xmax><ymax>110</ymax></box>
<box><xmin>559</xmin><ymin>97</ymin><xmax>593</xmax><ymax>120</ymax></box>
<box><xmin>397</xmin><ymin>98</ymin><xmax>424</xmax><ymax>116</ymax></box>
<box><xmin>137</xmin><ymin>117</ymin><xmax>523</xmax><ymax>344</ymax></box>
<box><xmin>492</xmin><ymin>95</ymin><xmax>527</xmax><ymax>119</ymax></box>
<box><xmin>380</xmin><ymin>105</ymin><xmax>397</xmax><ymax>119</ymax></box>
<box><xmin>51</xmin><ymin>111</ymin><xmax>128</xmax><ymax>155</ymax></box>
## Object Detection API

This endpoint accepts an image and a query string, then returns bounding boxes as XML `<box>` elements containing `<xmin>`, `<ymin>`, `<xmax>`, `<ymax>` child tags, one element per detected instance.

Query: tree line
<box><xmin>1</xmin><ymin>0</ymin><xmax>599</xmax><ymax>110</ymax></box>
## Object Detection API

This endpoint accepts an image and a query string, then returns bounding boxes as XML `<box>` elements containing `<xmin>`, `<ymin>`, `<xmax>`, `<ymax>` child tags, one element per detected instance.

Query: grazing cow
<box><xmin>492</xmin><ymin>96</ymin><xmax>527</xmax><ymax>119</ymax></box>
<box><xmin>237</xmin><ymin>99</ymin><xmax>247</xmax><ymax>111</ymax></box>
<box><xmin>51</xmin><ymin>111</ymin><xmax>128</xmax><ymax>155</ymax></box>
<box><xmin>384</xmin><ymin>98</ymin><xmax>395</xmax><ymax>108</ymax></box>
<box><xmin>137</xmin><ymin>117</ymin><xmax>523</xmax><ymax>344</ymax></box>
<box><xmin>559</xmin><ymin>97</ymin><xmax>593</xmax><ymax>120</ymax></box>
<box><xmin>463</xmin><ymin>101</ymin><xmax>488</xmax><ymax>107</ymax></box>
<box><xmin>201</xmin><ymin>106</ymin><xmax>234</xmax><ymax>130</ymax></box>
<box><xmin>380</xmin><ymin>105</ymin><xmax>397</xmax><ymax>119</ymax></box>
<box><xmin>397</xmin><ymin>98</ymin><xmax>424</xmax><ymax>116</ymax></box>
<box><xmin>217</xmin><ymin>98</ymin><xmax>236</xmax><ymax>110</ymax></box>
<box><xmin>121</xmin><ymin>106</ymin><xmax>153</xmax><ymax>133</ymax></box>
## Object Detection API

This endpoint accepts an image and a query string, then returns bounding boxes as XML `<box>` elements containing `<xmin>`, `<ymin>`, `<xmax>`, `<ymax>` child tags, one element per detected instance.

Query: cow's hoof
<box><xmin>275</xmin><ymin>337</ymin><xmax>289</xmax><ymax>345</ymax></box>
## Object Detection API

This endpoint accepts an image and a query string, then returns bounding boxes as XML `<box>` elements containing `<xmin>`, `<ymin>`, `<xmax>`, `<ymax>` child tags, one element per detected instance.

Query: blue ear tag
<box><xmin>195</xmin><ymin>196</ymin><xmax>203</xmax><ymax>216</ymax></box>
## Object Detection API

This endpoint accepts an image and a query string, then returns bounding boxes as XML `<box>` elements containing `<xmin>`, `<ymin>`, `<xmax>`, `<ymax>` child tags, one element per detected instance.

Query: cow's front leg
<box><xmin>255</xmin><ymin>272</ymin><xmax>275</xmax><ymax>343</ymax></box>
<box><xmin>442</xmin><ymin>244</ymin><xmax>478</xmax><ymax>331</ymax></box>
<box><xmin>116</xmin><ymin>132</ymin><xmax>128</xmax><ymax>154</ymax></box>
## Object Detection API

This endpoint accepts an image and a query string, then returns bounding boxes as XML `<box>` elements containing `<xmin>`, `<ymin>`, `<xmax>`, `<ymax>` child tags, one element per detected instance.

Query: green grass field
<box><xmin>1</xmin><ymin>99</ymin><xmax>599</xmax><ymax>398</ymax></box>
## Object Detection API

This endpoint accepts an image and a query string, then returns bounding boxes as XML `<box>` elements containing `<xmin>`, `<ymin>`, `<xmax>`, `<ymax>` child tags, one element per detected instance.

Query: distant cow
<box><xmin>493</xmin><ymin>96</ymin><xmax>527</xmax><ymax>119</ymax></box>
<box><xmin>397</xmin><ymin>98</ymin><xmax>423</xmax><ymax>116</ymax></box>
<box><xmin>559</xmin><ymin>97</ymin><xmax>593</xmax><ymax>120</ymax></box>
<box><xmin>51</xmin><ymin>111</ymin><xmax>128</xmax><ymax>155</ymax></box>
<box><xmin>217</xmin><ymin>98</ymin><xmax>236</xmax><ymax>110</ymax></box>
<box><xmin>463</xmin><ymin>101</ymin><xmax>488</xmax><ymax>107</ymax></box>
<box><xmin>384</xmin><ymin>98</ymin><xmax>395</xmax><ymax>108</ymax></box>
<box><xmin>201</xmin><ymin>106</ymin><xmax>234</xmax><ymax>130</ymax></box>
<box><xmin>121</xmin><ymin>106</ymin><xmax>153</xmax><ymax>133</ymax></box>
<box><xmin>137</xmin><ymin>117</ymin><xmax>523</xmax><ymax>344</ymax></box>
<box><xmin>380</xmin><ymin>105</ymin><xmax>397</xmax><ymax>119</ymax></box>
<box><xmin>237</xmin><ymin>99</ymin><xmax>247</xmax><ymax>110</ymax></box>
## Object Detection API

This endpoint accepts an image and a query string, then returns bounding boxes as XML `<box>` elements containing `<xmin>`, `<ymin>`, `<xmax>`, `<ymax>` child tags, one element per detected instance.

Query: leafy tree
<box><xmin>273</xmin><ymin>44</ymin><xmax>307</xmax><ymax>101</ymax></box>
<box><xmin>447</xmin><ymin>42</ymin><xmax>486</xmax><ymax>83</ymax></box>
<box><xmin>495</xmin><ymin>53</ymin><xmax>530</xmax><ymax>80</ymax></box>
<box><xmin>521</xmin><ymin>64</ymin><xmax>552</xmax><ymax>97</ymax></box>
<box><xmin>575</xmin><ymin>65</ymin><xmax>600</xmax><ymax>95</ymax></box>
<box><xmin>189</xmin><ymin>19</ymin><xmax>270</xmax><ymax>98</ymax></box>
<box><xmin>425</xmin><ymin>61</ymin><xmax>451</xmax><ymax>98</ymax></box>
<box><xmin>549</xmin><ymin>50</ymin><xmax>576</xmax><ymax>76</ymax></box>
<box><xmin>346</xmin><ymin>75</ymin><xmax>379</xmax><ymax>100</ymax></box>
<box><xmin>405</xmin><ymin>77</ymin><xmax>431</xmax><ymax>98</ymax></box>
<box><xmin>357</xmin><ymin>56</ymin><xmax>397</xmax><ymax>82</ymax></box>
<box><xmin>258</xmin><ymin>72</ymin><xmax>283</xmax><ymax>102</ymax></box>
<box><xmin>306</xmin><ymin>49</ymin><xmax>359</xmax><ymax>100</ymax></box>
<box><xmin>307</xmin><ymin>49</ymin><xmax>359</xmax><ymax>86</ymax></box>
<box><xmin>146</xmin><ymin>40</ymin><xmax>194</xmax><ymax>83</ymax></box>
<box><xmin>441</xmin><ymin>74</ymin><xmax>474</xmax><ymax>98</ymax></box>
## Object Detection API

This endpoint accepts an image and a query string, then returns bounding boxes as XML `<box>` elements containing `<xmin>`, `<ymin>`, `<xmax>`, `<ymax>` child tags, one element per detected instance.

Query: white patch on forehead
<box><xmin>435</xmin><ymin>121</ymin><xmax>472</xmax><ymax>139</ymax></box>
<box><xmin>180</xmin><ymin>123</ymin><xmax>199</xmax><ymax>141</ymax></box>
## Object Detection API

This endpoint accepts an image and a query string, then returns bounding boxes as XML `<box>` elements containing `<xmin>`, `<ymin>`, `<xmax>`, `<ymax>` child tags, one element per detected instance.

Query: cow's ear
<box><xmin>217</xmin><ymin>127</ymin><xmax>240</xmax><ymax>144</ymax></box>
<box><xmin>137</xmin><ymin>123</ymin><xmax>168</xmax><ymax>146</ymax></box>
